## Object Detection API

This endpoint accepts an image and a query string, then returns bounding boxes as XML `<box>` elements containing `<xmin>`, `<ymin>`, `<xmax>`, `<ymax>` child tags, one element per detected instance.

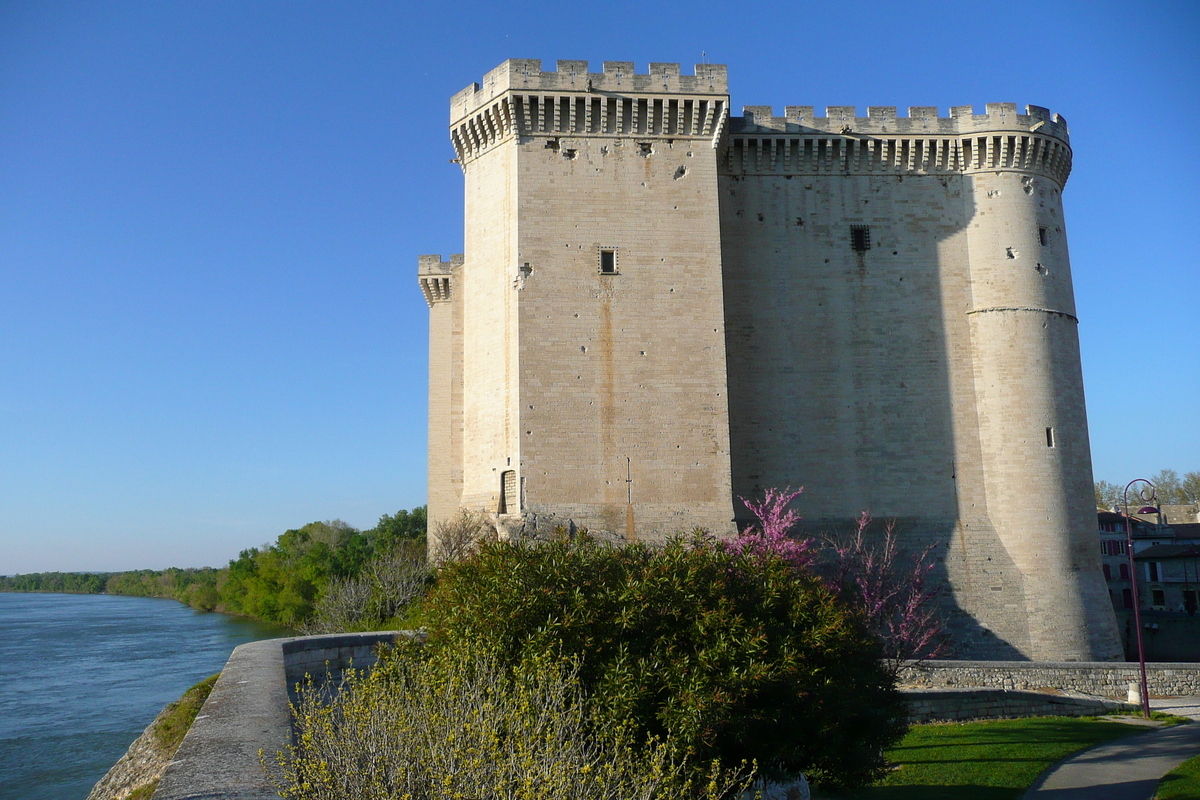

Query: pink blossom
<box><xmin>727</xmin><ymin>486</ymin><xmax>816</xmax><ymax>570</ymax></box>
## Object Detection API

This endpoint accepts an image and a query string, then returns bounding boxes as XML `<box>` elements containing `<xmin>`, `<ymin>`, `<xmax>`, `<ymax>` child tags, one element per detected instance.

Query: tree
<box><xmin>732</xmin><ymin>488</ymin><xmax>948</xmax><ymax>671</ymax></box>
<box><xmin>1152</xmin><ymin>469</ymin><xmax>1200</xmax><ymax>505</ymax></box>
<box><xmin>728</xmin><ymin>486</ymin><xmax>815</xmax><ymax>570</ymax></box>
<box><xmin>1095</xmin><ymin>470</ymin><xmax>1200</xmax><ymax>509</ymax></box>
<box><xmin>821</xmin><ymin>513</ymin><xmax>948</xmax><ymax>673</ymax></box>
<box><xmin>369</xmin><ymin>506</ymin><xmax>427</xmax><ymax>553</ymax></box>
<box><xmin>1183</xmin><ymin>472</ymin><xmax>1200</xmax><ymax>505</ymax></box>
<box><xmin>1095</xmin><ymin>480</ymin><xmax>1123</xmax><ymax>510</ymax></box>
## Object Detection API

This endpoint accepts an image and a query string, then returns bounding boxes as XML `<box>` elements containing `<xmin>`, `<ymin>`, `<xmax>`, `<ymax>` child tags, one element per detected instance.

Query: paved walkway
<box><xmin>1022</xmin><ymin>697</ymin><xmax>1200</xmax><ymax>800</ymax></box>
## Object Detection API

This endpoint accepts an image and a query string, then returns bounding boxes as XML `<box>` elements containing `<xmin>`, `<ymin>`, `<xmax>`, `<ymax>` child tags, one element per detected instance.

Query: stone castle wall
<box><xmin>513</xmin><ymin>112</ymin><xmax>735</xmax><ymax>539</ymax></box>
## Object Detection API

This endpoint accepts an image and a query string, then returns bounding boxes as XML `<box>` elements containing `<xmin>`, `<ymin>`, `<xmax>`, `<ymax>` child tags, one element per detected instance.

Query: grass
<box><xmin>1157</xmin><ymin>752</ymin><xmax>1200</xmax><ymax>800</ymax></box>
<box><xmin>127</xmin><ymin>780</ymin><xmax>159</xmax><ymax>800</ymax></box>
<box><xmin>152</xmin><ymin>673</ymin><xmax>220</xmax><ymax>753</ymax></box>
<box><xmin>828</xmin><ymin>716</ymin><xmax>1152</xmax><ymax>800</ymax></box>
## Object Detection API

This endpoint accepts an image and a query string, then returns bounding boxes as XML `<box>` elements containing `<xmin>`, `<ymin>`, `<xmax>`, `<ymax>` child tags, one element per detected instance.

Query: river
<box><xmin>0</xmin><ymin>592</ymin><xmax>292</xmax><ymax>800</ymax></box>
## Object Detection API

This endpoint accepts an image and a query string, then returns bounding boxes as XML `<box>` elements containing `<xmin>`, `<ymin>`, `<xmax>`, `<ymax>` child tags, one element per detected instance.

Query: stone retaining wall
<box><xmin>899</xmin><ymin>659</ymin><xmax>1200</xmax><ymax>699</ymax></box>
<box><xmin>901</xmin><ymin>688</ymin><xmax>1136</xmax><ymax>723</ymax></box>
<box><xmin>152</xmin><ymin>632</ymin><xmax>410</xmax><ymax>800</ymax></box>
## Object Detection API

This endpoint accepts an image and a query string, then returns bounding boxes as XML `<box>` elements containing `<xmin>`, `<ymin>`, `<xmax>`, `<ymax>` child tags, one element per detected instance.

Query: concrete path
<box><xmin>1022</xmin><ymin>697</ymin><xmax>1200</xmax><ymax>800</ymax></box>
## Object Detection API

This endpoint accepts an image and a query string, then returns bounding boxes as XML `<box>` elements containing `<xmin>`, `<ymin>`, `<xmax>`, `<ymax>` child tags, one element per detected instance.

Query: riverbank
<box><xmin>85</xmin><ymin>675</ymin><xmax>218</xmax><ymax>800</ymax></box>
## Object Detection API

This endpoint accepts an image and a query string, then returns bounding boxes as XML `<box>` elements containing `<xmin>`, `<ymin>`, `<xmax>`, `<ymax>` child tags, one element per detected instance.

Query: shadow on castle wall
<box><xmin>721</xmin><ymin>167</ymin><xmax>1036</xmax><ymax>660</ymax></box>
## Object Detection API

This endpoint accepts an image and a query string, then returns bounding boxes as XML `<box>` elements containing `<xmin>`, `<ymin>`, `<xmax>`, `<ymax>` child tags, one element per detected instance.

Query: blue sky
<box><xmin>1</xmin><ymin>1</ymin><xmax>1196</xmax><ymax>573</ymax></box>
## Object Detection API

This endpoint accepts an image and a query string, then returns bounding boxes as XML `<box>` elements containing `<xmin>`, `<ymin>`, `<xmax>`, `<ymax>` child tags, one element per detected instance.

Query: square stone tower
<box><xmin>421</xmin><ymin>59</ymin><xmax>1124</xmax><ymax>663</ymax></box>
<box><xmin>421</xmin><ymin>59</ymin><xmax>738</xmax><ymax>545</ymax></box>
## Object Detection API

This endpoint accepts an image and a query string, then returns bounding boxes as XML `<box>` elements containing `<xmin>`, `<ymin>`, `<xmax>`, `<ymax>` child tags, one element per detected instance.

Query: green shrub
<box><xmin>267</xmin><ymin>643</ymin><xmax>751</xmax><ymax>800</ymax></box>
<box><xmin>423</xmin><ymin>535</ymin><xmax>907</xmax><ymax>789</ymax></box>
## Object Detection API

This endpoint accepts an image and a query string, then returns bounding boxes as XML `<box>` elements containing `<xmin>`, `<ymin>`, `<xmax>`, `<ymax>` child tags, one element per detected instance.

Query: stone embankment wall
<box><xmin>899</xmin><ymin>659</ymin><xmax>1200</xmax><ymax>699</ymax></box>
<box><xmin>902</xmin><ymin>687</ymin><xmax>1135</xmax><ymax>723</ymax></box>
<box><xmin>89</xmin><ymin>674</ymin><xmax>218</xmax><ymax>800</ymax></box>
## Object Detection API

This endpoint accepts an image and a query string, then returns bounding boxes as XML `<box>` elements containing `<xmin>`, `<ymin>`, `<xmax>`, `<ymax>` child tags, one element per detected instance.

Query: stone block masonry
<box><xmin>421</xmin><ymin>58</ymin><xmax>1123</xmax><ymax>663</ymax></box>
<box><xmin>901</xmin><ymin>688</ymin><xmax>1137</xmax><ymax>724</ymax></box>
<box><xmin>899</xmin><ymin>659</ymin><xmax>1200</xmax><ymax>699</ymax></box>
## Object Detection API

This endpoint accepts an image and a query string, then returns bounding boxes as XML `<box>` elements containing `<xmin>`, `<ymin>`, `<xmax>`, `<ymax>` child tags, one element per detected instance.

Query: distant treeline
<box><xmin>0</xmin><ymin>507</ymin><xmax>426</xmax><ymax>628</ymax></box>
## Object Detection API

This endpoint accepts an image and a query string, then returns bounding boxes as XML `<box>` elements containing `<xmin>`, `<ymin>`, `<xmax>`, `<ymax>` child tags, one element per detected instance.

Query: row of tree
<box><xmin>0</xmin><ymin>507</ymin><xmax>428</xmax><ymax>629</ymax></box>
<box><xmin>1095</xmin><ymin>469</ymin><xmax>1200</xmax><ymax>510</ymax></box>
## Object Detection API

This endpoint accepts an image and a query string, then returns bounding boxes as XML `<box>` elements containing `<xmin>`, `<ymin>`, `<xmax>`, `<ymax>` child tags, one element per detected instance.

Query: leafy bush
<box><xmin>267</xmin><ymin>644</ymin><xmax>751</xmax><ymax>800</ymax></box>
<box><xmin>423</xmin><ymin>535</ymin><xmax>907</xmax><ymax>789</ymax></box>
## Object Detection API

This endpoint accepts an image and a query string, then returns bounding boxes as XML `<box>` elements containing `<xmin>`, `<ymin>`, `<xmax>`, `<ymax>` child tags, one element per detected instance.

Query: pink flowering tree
<box><xmin>727</xmin><ymin>487</ymin><xmax>948</xmax><ymax>671</ymax></box>
<box><xmin>726</xmin><ymin>486</ymin><xmax>816</xmax><ymax>570</ymax></box>
<box><xmin>825</xmin><ymin>512</ymin><xmax>948</xmax><ymax>673</ymax></box>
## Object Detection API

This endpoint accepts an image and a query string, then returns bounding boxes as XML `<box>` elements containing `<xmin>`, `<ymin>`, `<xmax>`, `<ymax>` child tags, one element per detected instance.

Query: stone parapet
<box><xmin>732</xmin><ymin>103</ymin><xmax>1068</xmax><ymax>142</ymax></box>
<box><xmin>721</xmin><ymin>125</ymin><xmax>1071</xmax><ymax>185</ymax></box>
<box><xmin>452</xmin><ymin>59</ymin><xmax>728</xmax><ymax>123</ymax></box>
<box><xmin>152</xmin><ymin>632</ymin><xmax>419</xmax><ymax>800</ymax></box>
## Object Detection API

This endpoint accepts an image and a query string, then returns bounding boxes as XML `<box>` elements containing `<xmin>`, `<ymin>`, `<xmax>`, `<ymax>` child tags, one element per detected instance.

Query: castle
<box><xmin>418</xmin><ymin>59</ymin><xmax>1123</xmax><ymax>662</ymax></box>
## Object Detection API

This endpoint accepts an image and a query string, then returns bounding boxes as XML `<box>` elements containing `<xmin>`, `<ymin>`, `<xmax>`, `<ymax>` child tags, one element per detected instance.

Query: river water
<box><xmin>0</xmin><ymin>592</ymin><xmax>291</xmax><ymax>800</ymax></box>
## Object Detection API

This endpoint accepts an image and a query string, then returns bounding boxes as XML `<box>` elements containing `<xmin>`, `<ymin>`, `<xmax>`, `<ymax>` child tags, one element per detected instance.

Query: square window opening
<box><xmin>850</xmin><ymin>225</ymin><xmax>871</xmax><ymax>252</ymax></box>
<box><xmin>599</xmin><ymin>249</ymin><xmax>617</xmax><ymax>274</ymax></box>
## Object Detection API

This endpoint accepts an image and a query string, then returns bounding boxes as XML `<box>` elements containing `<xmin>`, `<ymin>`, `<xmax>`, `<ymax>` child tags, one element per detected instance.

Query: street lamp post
<box><xmin>1123</xmin><ymin>478</ymin><xmax>1157</xmax><ymax>719</ymax></box>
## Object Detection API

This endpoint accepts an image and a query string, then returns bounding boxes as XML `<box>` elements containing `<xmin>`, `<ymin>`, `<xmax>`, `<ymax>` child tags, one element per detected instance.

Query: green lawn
<box><xmin>1157</xmin><ymin>752</ymin><xmax>1200</xmax><ymax>800</ymax></box>
<box><xmin>832</xmin><ymin>716</ymin><xmax>1152</xmax><ymax>800</ymax></box>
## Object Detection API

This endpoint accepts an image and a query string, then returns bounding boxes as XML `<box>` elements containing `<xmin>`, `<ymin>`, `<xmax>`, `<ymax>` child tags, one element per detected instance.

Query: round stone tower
<box><xmin>963</xmin><ymin>105</ymin><xmax>1121</xmax><ymax>660</ymax></box>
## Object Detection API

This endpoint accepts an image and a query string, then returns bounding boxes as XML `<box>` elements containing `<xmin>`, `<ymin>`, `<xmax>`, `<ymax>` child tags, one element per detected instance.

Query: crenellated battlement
<box><xmin>417</xmin><ymin>254</ymin><xmax>462</xmax><ymax>307</ymax></box>
<box><xmin>720</xmin><ymin>132</ymin><xmax>1071</xmax><ymax>185</ymax></box>
<box><xmin>731</xmin><ymin>103</ymin><xmax>1068</xmax><ymax>142</ymax></box>
<box><xmin>452</xmin><ymin>59</ymin><xmax>728</xmax><ymax>124</ymax></box>
<box><xmin>721</xmin><ymin>103</ymin><xmax>1072</xmax><ymax>185</ymax></box>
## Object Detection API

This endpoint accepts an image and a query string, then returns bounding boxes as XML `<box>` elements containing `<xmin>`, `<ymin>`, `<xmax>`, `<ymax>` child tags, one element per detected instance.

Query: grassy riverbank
<box><xmin>88</xmin><ymin>674</ymin><xmax>220</xmax><ymax>800</ymax></box>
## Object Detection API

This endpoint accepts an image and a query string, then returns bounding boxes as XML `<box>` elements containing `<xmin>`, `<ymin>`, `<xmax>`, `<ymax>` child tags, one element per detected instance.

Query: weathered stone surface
<box><xmin>151</xmin><ymin>639</ymin><xmax>289</xmax><ymax>800</ymax></box>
